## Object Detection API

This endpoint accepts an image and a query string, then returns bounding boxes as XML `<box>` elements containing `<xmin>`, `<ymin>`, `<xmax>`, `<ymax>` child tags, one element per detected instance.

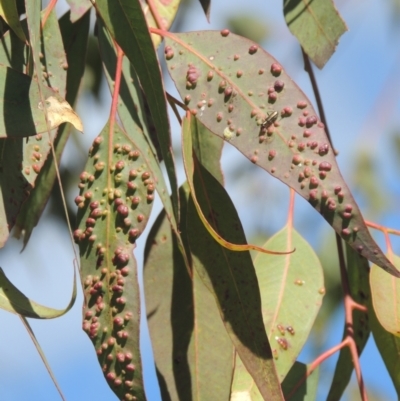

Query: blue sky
<box><xmin>1</xmin><ymin>0</ymin><xmax>400</xmax><ymax>400</ymax></box>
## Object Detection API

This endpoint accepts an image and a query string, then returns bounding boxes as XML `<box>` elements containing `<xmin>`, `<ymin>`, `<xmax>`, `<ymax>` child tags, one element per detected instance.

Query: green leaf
<box><xmin>183</xmin><ymin>116</ymin><xmax>288</xmax><ymax>256</ymax></box>
<box><xmin>231</xmin><ymin>359</ymin><xmax>319</xmax><ymax>401</ymax></box>
<box><xmin>0</xmin><ymin>18</ymin><xmax>28</xmax><ymax>71</ymax></box>
<box><xmin>231</xmin><ymin>226</ymin><xmax>324</xmax><ymax>395</ymax></box>
<box><xmin>282</xmin><ymin>361</ymin><xmax>319</xmax><ymax>401</ymax></box>
<box><xmin>98</xmin><ymin>19</ymin><xmax>181</xmax><ymax>245</ymax></box>
<box><xmin>0</xmin><ymin>137</ymin><xmax>29</xmax><ymax>247</ymax></box>
<box><xmin>140</xmin><ymin>0</ymin><xmax>181</xmax><ymax>48</ymax></box>
<box><xmin>326</xmin><ymin>244</ymin><xmax>371</xmax><ymax>401</ymax></box>
<box><xmin>230</xmin><ymin>354</ymin><xmax>264</xmax><ymax>401</ymax></box>
<box><xmin>76</xmin><ymin>121</ymin><xmax>155</xmax><ymax>401</ymax></box>
<box><xmin>0</xmin><ymin>0</ymin><xmax>26</xmax><ymax>42</ymax></box>
<box><xmin>144</xmin><ymin>195</ymin><xmax>194</xmax><ymax>401</ymax></box>
<box><xmin>369</xmin><ymin>285</ymin><xmax>400</xmax><ymax>398</ymax></box>
<box><xmin>26</xmin><ymin>3</ymin><xmax>82</xmax><ymax>132</ymax></box>
<box><xmin>164</xmin><ymin>30</ymin><xmax>400</xmax><ymax>278</ymax></box>
<box><xmin>283</xmin><ymin>0</ymin><xmax>348</xmax><ymax>68</ymax></box>
<box><xmin>370</xmin><ymin>254</ymin><xmax>400</xmax><ymax>336</ymax></box>
<box><xmin>94</xmin><ymin>0</ymin><xmax>179</xmax><ymax>222</ymax></box>
<box><xmin>0</xmin><ymin>267</ymin><xmax>76</xmax><ymax>318</ymax></box>
<box><xmin>256</xmin><ymin>226</ymin><xmax>324</xmax><ymax>380</ymax></box>
<box><xmin>185</xmin><ymin>143</ymin><xmax>283</xmax><ymax>398</ymax></box>
<box><xmin>144</xmin><ymin>186</ymin><xmax>234</xmax><ymax>401</ymax></box>
<box><xmin>190</xmin><ymin>266</ymin><xmax>234</xmax><ymax>399</ymax></box>
<box><xmin>25</xmin><ymin>0</ymin><xmax>49</xmax><ymax>114</ymax></box>
<box><xmin>0</xmin><ymin>66</ymin><xmax>63</xmax><ymax>137</ymax></box>
<box><xmin>191</xmin><ymin>117</ymin><xmax>224</xmax><ymax>185</ymax></box>
<box><xmin>66</xmin><ymin>0</ymin><xmax>92</xmax><ymax>22</ymax></box>
<box><xmin>36</xmin><ymin>9</ymin><xmax>67</xmax><ymax>97</ymax></box>
<box><xmin>14</xmin><ymin>9</ymin><xmax>90</xmax><ymax>248</ymax></box>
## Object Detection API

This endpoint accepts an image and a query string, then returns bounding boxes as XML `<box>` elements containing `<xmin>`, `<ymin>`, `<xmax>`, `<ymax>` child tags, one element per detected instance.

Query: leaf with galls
<box><xmin>164</xmin><ymin>30</ymin><xmax>400</xmax><ymax>277</ymax></box>
<box><xmin>76</xmin><ymin>121</ymin><xmax>153</xmax><ymax>400</ymax></box>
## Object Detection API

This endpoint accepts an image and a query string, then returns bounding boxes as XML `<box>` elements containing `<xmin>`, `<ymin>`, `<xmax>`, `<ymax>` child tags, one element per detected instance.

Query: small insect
<box><xmin>261</xmin><ymin>111</ymin><xmax>278</xmax><ymax>128</ymax></box>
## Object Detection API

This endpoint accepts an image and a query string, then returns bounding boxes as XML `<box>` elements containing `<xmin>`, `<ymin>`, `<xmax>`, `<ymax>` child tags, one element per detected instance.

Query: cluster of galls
<box><xmin>82</xmin><ymin>248</ymin><xmax>132</xmax><ymax>334</ymax></box>
<box><xmin>273</xmin><ymin>323</ymin><xmax>296</xmax><ymax>357</ymax></box>
<box><xmin>24</xmin><ymin>144</ymin><xmax>44</xmax><ymax>176</ymax></box>
<box><xmin>82</xmin><ymin>261</ymin><xmax>138</xmax><ymax>399</ymax></box>
<box><xmin>73</xmin><ymin>166</ymin><xmax>156</xmax><ymax>247</ymax></box>
<box><xmin>264</xmin><ymin>79</ymin><xmax>285</xmax><ymax>104</ymax></box>
<box><xmin>276</xmin><ymin>323</ymin><xmax>295</xmax><ymax>336</ymax></box>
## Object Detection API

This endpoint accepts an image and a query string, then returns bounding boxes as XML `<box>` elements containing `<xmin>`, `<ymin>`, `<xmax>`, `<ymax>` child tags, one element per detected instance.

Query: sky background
<box><xmin>1</xmin><ymin>0</ymin><xmax>400</xmax><ymax>400</ymax></box>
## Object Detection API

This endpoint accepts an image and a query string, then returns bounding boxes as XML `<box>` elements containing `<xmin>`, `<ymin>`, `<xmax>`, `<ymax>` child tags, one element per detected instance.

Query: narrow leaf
<box><xmin>0</xmin><ymin>137</ymin><xmax>30</xmax><ymax>247</ymax></box>
<box><xmin>14</xmin><ymin>9</ymin><xmax>90</xmax><ymax>248</ymax></box>
<box><xmin>0</xmin><ymin>66</ymin><xmax>67</xmax><ymax>137</ymax></box>
<box><xmin>185</xmin><ymin>148</ymin><xmax>284</xmax><ymax>399</ymax></box>
<box><xmin>190</xmin><ymin>266</ymin><xmax>234</xmax><ymax>400</ymax></box>
<box><xmin>369</xmin><ymin>302</ymin><xmax>400</xmax><ymax>397</ymax></box>
<box><xmin>144</xmin><ymin>198</ymin><xmax>194</xmax><ymax>401</ymax></box>
<box><xmin>144</xmin><ymin>187</ymin><xmax>234</xmax><ymax>401</ymax></box>
<box><xmin>66</xmin><ymin>0</ymin><xmax>92</xmax><ymax>22</ymax></box>
<box><xmin>326</xmin><ymin>244</ymin><xmax>370</xmax><ymax>401</ymax></box>
<box><xmin>191</xmin><ymin>117</ymin><xmax>224</xmax><ymax>185</ymax></box>
<box><xmin>93</xmin><ymin>0</ymin><xmax>179</xmax><ymax>222</ymax></box>
<box><xmin>98</xmin><ymin>20</ymin><xmax>181</xmax><ymax>249</ymax></box>
<box><xmin>0</xmin><ymin>17</ymin><xmax>28</xmax><ymax>71</ymax></box>
<box><xmin>0</xmin><ymin>267</ymin><xmax>76</xmax><ymax>318</ymax></box>
<box><xmin>370</xmin><ymin>254</ymin><xmax>400</xmax><ymax>335</ymax></box>
<box><xmin>283</xmin><ymin>0</ymin><xmax>348</xmax><ymax>68</ymax></box>
<box><xmin>164</xmin><ymin>30</ymin><xmax>400</xmax><ymax>277</ymax></box>
<box><xmin>25</xmin><ymin>3</ymin><xmax>83</xmax><ymax>133</ymax></box>
<box><xmin>39</xmin><ymin>9</ymin><xmax>68</xmax><ymax>98</ymax></box>
<box><xmin>25</xmin><ymin>0</ymin><xmax>52</xmax><ymax>127</ymax></box>
<box><xmin>76</xmin><ymin>121</ymin><xmax>154</xmax><ymax>401</ymax></box>
<box><xmin>0</xmin><ymin>0</ymin><xmax>26</xmax><ymax>42</ymax></box>
<box><xmin>0</xmin><ymin>8</ymin><xmax>82</xmax><ymax>246</ymax></box>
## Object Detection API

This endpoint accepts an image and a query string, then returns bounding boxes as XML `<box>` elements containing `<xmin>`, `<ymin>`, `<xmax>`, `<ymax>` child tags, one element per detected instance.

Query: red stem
<box><xmin>366</xmin><ymin>220</ymin><xmax>400</xmax><ymax>236</ymax></box>
<box><xmin>42</xmin><ymin>0</ymin><xmax>57</xmax><ymax>29</ymax></box>
<box><xmin>147</xmin><ymin>0</ymin><xmax>166</xmax><ymax>30</ymax></box>
<box><xmin>109</xmin><ymin>45</ymin><xmax>124</xmax><ymax>133</ymax></box>
<box><xmin>286</xmin><ymin>339</ymin><xmax>349</xmax><ymax>399</ymax></box>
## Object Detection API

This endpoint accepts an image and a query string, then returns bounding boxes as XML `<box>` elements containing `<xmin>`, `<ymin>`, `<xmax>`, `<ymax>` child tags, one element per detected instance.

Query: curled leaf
<box><xmin>40</xmin><ymin>96</ymin><xmax>83</xmax><ymax>132</ymax></box>
<box><xmin>182</xmin><ymin>115</ymin><xmax>293</xmax><ymax>256</ymax></box>
<box><xmin>0</xmin><ymin>267</ymin><xmax>76</xmax><ymax>319</ymax></box>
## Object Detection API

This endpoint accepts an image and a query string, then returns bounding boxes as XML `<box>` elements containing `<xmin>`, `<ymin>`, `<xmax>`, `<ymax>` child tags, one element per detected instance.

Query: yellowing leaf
<box><xmin>370</xmin><ymin>254</ymin><xmax>400</xmax><ymax>336</ymax></box>
<box><xmin>0</xmin><ymin>267</ymin><xmax>76</xmax><ymax>319</ymax></box>
<box><xmin>41</xmin><ymin>96</ymin><xmax>83</xmax><ymax>132</ymax></box>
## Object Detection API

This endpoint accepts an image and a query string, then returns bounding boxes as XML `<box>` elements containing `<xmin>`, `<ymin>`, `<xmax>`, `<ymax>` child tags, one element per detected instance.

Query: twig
<box><xmin>301</xmin><ymin>48</ymin><xmax>337</xmax><ymax>155</ymax></box>
<box><xmin>166</xmin><ymin>92</ymin><xmax>183</xmax><ymax>125</ymax></box>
